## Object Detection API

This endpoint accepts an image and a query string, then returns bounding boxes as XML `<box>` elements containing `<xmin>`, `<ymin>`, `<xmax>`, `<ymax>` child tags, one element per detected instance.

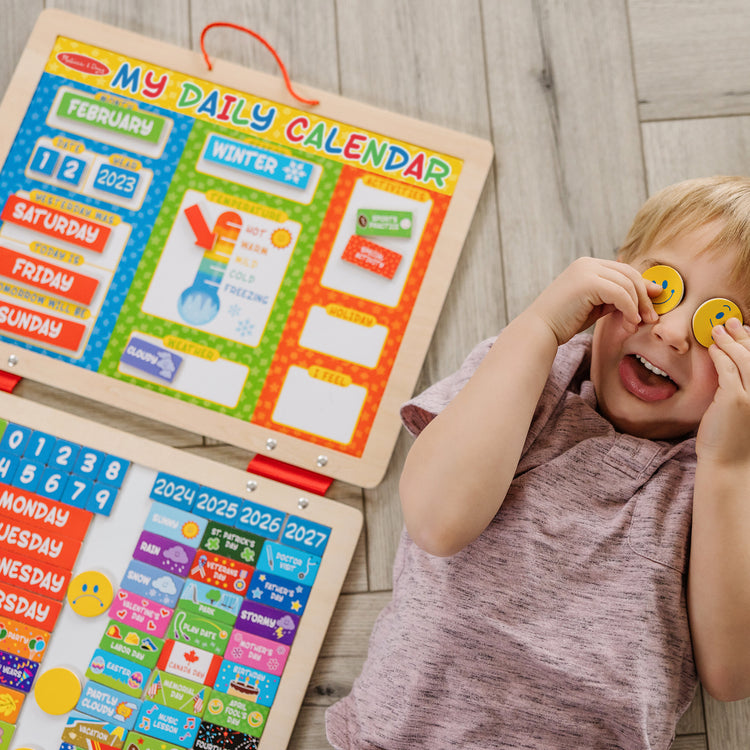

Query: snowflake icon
<box><xmin>228</xmin><ymin>304</ymin><xmax>241</xmax><ymax>318</ymax></box>
<box><xmin>282</xmin><ymin>160</ymin><xmax>308</xmax><ymax>184</ymax></box>
<box><xmin>236</xmin><ymin>319</ymin><xmax>255</xmax><ymax>337</ymax></box>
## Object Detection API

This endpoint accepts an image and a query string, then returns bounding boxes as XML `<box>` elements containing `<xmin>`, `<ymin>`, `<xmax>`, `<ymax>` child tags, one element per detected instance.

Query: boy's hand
<box><xmin>697</xmin><ymin>318</ymin><xmax>750</xmax><ymax>465</ymax></box>
<box><xmin>526</xmin><ymin>257</ymin><xmax>661</xmax><ymax>346</ymax></box>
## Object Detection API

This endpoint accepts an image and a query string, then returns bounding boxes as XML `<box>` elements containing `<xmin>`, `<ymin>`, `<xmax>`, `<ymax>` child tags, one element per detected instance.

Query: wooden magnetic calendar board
<box><xmin>0</xmin><ymin>388</ymin><xmax>362</xmax><ymax>750</ymax></box>
<box><xmin>0</xmin><ymin>10</ymin><xmax>492</xmax><ymax>487</ymax></box>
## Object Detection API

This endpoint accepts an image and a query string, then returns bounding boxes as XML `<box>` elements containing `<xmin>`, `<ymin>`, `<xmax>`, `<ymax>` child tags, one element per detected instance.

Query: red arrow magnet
<box><xmin>184</xmin><ymin>204</ymin><xmax>217</xmax><ymax>250</ymax></box>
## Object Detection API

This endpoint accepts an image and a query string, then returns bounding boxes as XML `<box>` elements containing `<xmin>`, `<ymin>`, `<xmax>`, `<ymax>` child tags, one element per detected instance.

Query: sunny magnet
<box><xmin>642</xmin><ymin>265</ymin><xmax>684</xmax><ymax>314</ymax></box>
<box><xmin>67</xmin><ymin>570</ymin><xmax>114</xmax><ymax>617</ymax></box>
<box><xmin>692</xmin><ymin>298</ymin><xmax>744</xmax><ymax>347</ymax></box>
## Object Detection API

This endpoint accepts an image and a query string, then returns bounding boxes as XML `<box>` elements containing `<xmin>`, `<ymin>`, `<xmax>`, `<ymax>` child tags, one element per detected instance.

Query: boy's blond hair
<box><xmin>618</xmin><ymin>176</ymin><xmax>750</xmax><ymax>291</ymax></box>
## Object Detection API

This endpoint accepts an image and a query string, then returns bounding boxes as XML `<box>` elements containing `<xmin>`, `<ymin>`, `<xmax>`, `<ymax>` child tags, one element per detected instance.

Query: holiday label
<box><xmin>109</xmin><ymin>588</ymin><xmax>174</xmax><ymax>638</ymax></box>
<box><xmin>86</xmin><ymin>648</ymin><xmax>151</xmax><ymax>698</ymax></box>
<box><xmin>225</xmin><ymin>629</ymin><xmax>288</xmax><ymax>676</ymax></box>
<box><xmin>0</xmin><ymin>651</ymin><xmax>37</xmax><ymax>692</ymax></box>
<box><xmin>144</xmin><ymin>670</ymin><xmax>208</xmax><ymax>716</ymax></box>
<box><xmin>99</xmin><ymin>620</ymin><xmax>164</xmax><ymax>669</ymax></box>
<box><xmin>0</xmin><ymin>686</ymin><xmax>24</xmax><ymax>723</ymax></box>
<box><xmin>204</xmin><ymin>689</ymin><xmax>269</xmax><ymax>738</ymax></box>
<box><xmin>187</xmin><ymin>551</ymin><xmax>253</xmax><ymax>594</ymax></box>
<box><xmin>193</xmin><ymin>720</ymin><xmax>259</xmax><ymax>750</ymax></box>
<box><xmin>157</xmin><ymin>640</ymin><xmax>222</xmax><ymax>686</ymax></box>
<box><xmin>199</xmin><ymin>521</ymin><xmax>262</xmax><ymax>566</ymax></box>
<box><xmin>246</xmin><ymin>570</ymin><xmax>310</xmax><ymax>617</ymax></box>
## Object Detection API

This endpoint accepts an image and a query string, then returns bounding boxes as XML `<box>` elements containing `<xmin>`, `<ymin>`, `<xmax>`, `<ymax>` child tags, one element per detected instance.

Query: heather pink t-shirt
<box><xmin>326</xmin><ymin>334</ymin><xmax>698</xmax><ymax>749</ymax></box>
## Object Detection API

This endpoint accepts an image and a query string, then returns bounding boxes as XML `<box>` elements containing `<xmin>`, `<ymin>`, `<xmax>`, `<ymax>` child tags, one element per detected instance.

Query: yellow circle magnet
<box><xmin>642</xmin><ymin>265</ymin><xmax>684</xmax><ymax>314</ymax></box>
<box><xmin>66</xmin><ymin>570</ymin><xmax>114</xmax><ymax>617</ymax></box>
<box><xmin>34</xmin><ymin>667</ymin><xmax>81</xmax><ymax>714</ymax></box>
<box><xmin>692</xmin><ymin>298</ymin><xmax>744</xmax><ymax>347</ymax></box>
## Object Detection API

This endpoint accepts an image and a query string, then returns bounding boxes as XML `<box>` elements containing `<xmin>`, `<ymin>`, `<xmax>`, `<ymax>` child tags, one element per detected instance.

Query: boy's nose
<box><xmin>650</xmin><ymin>308</ymin><xmax>691</xmax><ymax>353</ymax></box>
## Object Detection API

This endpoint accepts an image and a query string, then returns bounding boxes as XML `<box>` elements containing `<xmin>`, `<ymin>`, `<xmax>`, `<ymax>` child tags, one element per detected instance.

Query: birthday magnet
<box><xmin>642</xmin><ymin>265</ymin><xmax>684</xmax><ymax>314</ymax></box>
<box><xmin>692</xmin><ymin>298</ymin><xmax>743</xmax><ymax>347</ymax></box>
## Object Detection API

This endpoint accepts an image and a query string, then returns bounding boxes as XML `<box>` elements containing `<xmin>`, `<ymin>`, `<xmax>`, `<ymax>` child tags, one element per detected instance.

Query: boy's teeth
<box><xmin>636</xmin><ymin>355</ymin><xmax>668</xmax><ymax>378</ymax></box>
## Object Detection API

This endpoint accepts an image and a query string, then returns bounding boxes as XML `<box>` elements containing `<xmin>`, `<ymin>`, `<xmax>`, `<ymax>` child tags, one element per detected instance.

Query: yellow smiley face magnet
<box><xmin>642</xmin><ymin>265</ymin><xmax>685</xmax><ymax>314</ymax></box>
<box><xmin>692</xmin><ymin>298</ymin><xmax>744</xmax><ymax>347</ymax></box>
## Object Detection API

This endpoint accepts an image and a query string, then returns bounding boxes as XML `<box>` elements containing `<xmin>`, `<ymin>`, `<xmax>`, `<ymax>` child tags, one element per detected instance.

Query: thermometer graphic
<box><xmin>177</xmin><ymin>206</ymin><xmax>241</xmax><ymax>325</ymax></box>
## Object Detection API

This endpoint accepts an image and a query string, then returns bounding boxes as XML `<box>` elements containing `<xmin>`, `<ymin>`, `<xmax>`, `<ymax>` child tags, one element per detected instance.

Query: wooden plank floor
<box><xmin>2</xmin><ymin>0</ymin><xmax>750</xmax><ymax>747</ymax></box>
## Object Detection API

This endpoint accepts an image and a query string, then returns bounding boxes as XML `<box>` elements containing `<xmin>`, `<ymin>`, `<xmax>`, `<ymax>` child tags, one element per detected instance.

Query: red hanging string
<box><xmin>200</xmin><ymin>22</ymin><xmax>319</xmax><ymax>107</ymax></box>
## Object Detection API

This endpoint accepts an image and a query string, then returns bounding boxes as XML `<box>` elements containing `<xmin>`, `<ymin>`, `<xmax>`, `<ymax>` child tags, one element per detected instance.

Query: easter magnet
<box><xmin>67</xmin><ymin>570</ymin><xmax>114</xmax><ymax>617</ymax></box>
<box><xmin>642</xmin><ymin>265</ymin><xmax>684</xmax><ymax>314</ymax></box>
<box><xmin>692</xmin><ymin>298</ymin><xmax>743</xmax><ymax>347</ymax></box>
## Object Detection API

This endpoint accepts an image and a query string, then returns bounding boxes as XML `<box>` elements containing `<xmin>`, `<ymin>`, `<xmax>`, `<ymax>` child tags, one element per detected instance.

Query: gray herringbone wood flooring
<box><xmin>2</xmin><ymin>1</ymin><xmax>750</xmax><ymax>747</ymax></box>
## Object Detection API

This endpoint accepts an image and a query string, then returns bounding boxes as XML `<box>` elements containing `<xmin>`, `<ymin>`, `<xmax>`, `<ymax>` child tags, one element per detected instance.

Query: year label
<box><xmin>193</xmin><ymin>490</ymin><xmax>242</xmax><ymax>523</ymax></box>
<box><xmin>281</xmin><ymin>515</ymin><xmax>331</xmax><ymax>552</ymax></box>
<box><xmin>149</xmin><ymin>472</ymin><xmax>198</xmax><ymax>510</ymax></box>
<box><xmin>93</xmin><ymin>163</ymin><xmax>139</xmax><ymax>199</ymax></box>
<box><xmin>235</xmin><ymin>500</ymin><xmax>285</xmax><ymax>540</ymax></box>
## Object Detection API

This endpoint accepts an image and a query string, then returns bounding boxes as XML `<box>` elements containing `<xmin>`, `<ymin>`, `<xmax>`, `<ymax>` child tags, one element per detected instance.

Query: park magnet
<box><xmin>692</xmin><ymin>298</ymin><xmax>743</xmax><ymax>347</ymax></box>
<box><xmin>642</xmin><ymin>264</ymin><xmax>684</xmax><ymax>314</ymax></box>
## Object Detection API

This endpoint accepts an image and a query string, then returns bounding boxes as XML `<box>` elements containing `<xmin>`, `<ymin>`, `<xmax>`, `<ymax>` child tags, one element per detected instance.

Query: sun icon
<box><xmin>181</xmin><ymin>521</ymin><xmax>201</xmax><ymax>540</ymax></box>
<box><xmin>271</xmin><ymin>228</ymin><xmax>292</xmax><ymax>248</ymax></box>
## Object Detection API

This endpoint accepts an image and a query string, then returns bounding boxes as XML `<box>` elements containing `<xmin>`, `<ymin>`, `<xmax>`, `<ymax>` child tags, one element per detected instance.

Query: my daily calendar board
<box><xmin>0</xmin><ymin>10</ymin><xmax>493</xmax><ymax>489</ymax></box>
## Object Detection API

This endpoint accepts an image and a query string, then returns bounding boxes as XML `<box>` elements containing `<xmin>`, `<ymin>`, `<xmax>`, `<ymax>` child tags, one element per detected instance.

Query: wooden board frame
<box><xmin>0</xmin><ymin>389</ymin><xmax>362</xmax><ymax>749</ymax></box>
<box><xmin>0</xmin><ymin>9</ymin><xmax>493</xmax><ymax>488</ymax></box>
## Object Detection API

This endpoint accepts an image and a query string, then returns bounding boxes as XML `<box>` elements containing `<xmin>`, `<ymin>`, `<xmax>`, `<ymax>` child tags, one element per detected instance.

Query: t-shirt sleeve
<box><xmin>400</xmin><ymin>333</ymin><xmax>593</xmax><ymax>442</ymax></box>
<box><xmin>400</xmin><ymin>338</ymin><xmax>495</xmax><ymax>437</ymax></box>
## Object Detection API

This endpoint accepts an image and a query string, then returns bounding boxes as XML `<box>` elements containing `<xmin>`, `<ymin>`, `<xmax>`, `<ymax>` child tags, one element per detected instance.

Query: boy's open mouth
<box><xmin>618</xmin><ymin>354</ymin><xmax>678</xmax><ymax>402</ymax></box>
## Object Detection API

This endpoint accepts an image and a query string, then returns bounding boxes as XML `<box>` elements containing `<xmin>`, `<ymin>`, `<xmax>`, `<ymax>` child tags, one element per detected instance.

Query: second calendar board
<box><xmin>0</xmin><ymin>10</ymin><xmax>493</xmax><ymax>487</ymax></box>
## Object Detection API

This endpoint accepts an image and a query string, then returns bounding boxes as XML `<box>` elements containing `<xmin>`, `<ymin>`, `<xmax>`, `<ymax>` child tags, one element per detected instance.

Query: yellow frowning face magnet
<box><xmin>66</xmin><ymin>570</ymin><xmax>114</xmax><ymax>617</ymax></box>
<box><xmin>692</xmin><ymin>298</ymin><xmax>744</xmax><ymax>347</ymax></box>
<box><xmin>642</xmin><ymin>265</ymin><xmax>685</xmax><ymax>314</ymax></box>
